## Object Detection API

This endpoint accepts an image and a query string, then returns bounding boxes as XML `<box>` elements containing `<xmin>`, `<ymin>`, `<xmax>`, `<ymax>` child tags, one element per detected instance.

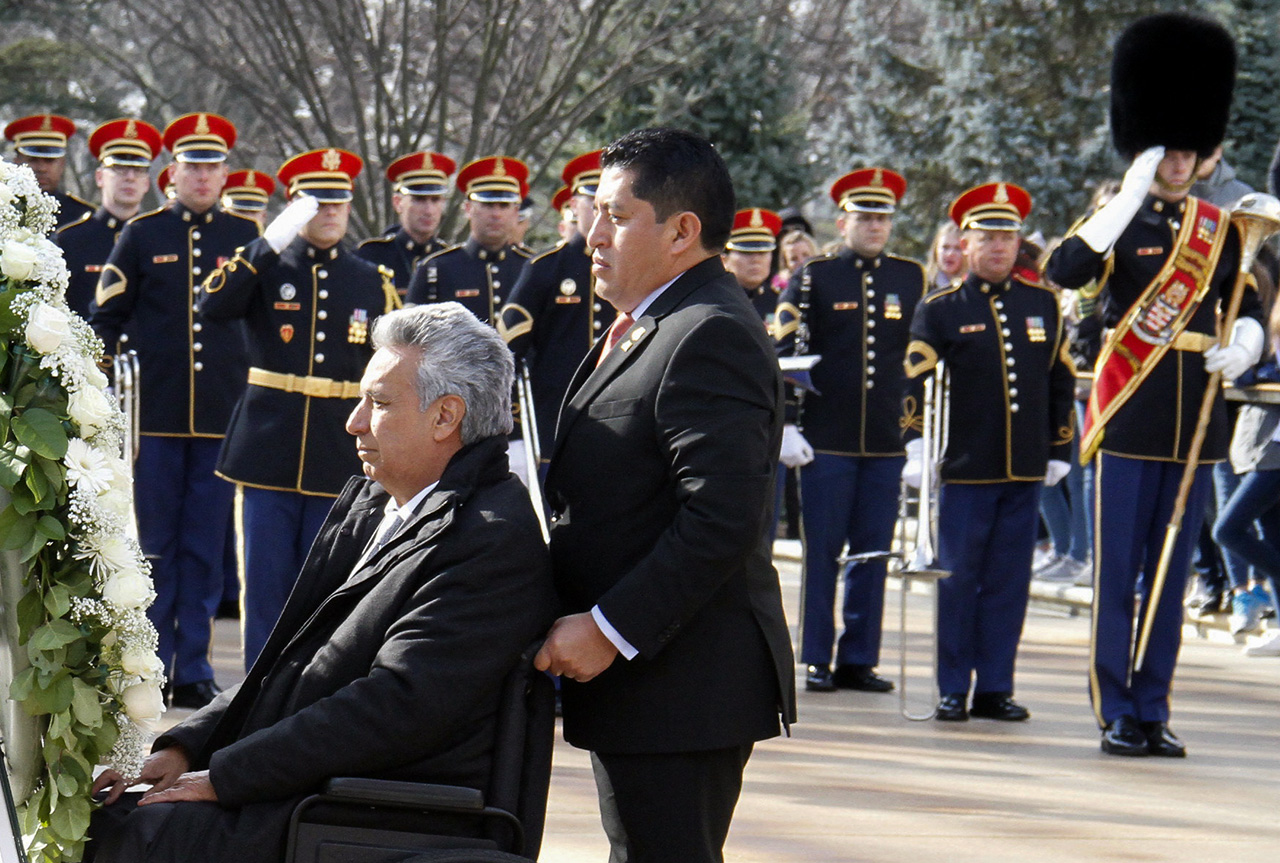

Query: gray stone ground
<box><xmin>171</xmin><ymin>541</ymin><xmax>1279</xmax><ymax>862</ymax></box>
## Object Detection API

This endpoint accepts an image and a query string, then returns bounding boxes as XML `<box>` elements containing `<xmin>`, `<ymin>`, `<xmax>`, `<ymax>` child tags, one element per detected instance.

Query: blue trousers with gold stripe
<box><xmin>238</xmin><ymin>487</ymin><xmax>334</xmax><ymax>671</ymax></box>
<box><xmin>936</xmin><ymin>481</ymin><xmax>1040</xmax><ymax>697</ymax></box>
<box><xmin>1090</xmin><ymin>453</ymin><xmax>1211</xmax><ymax>726</ymax></box>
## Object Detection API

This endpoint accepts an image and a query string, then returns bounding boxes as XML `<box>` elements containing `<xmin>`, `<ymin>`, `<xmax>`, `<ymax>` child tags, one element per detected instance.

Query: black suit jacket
<box><xmin>152</xmin><ymin>436</ymin><xmax>557</xmax><ymax>863</ymax></box>
<box><xmin>545</xmin><ymin>256</ymin><xmax>796</xmax><ymax>755</ymax></box>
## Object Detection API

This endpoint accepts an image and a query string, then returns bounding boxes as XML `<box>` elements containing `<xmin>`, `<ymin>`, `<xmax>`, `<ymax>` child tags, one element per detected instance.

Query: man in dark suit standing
<box><xmin>535</xmin><ymin>128</ymin><xmax>796</xmax><ymax>863</ymax></box>
<box><xmin>87</xmin><ymin>303</ymin><xmax>558</xmax><ymax>863</ymax></box>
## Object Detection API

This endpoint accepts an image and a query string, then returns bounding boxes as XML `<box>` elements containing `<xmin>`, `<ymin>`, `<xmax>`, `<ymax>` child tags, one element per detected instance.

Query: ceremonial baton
<box><xmin>1134</xmin><ymin>193</ymin><xmax>1280</xmax><ymax>672</ymax></box>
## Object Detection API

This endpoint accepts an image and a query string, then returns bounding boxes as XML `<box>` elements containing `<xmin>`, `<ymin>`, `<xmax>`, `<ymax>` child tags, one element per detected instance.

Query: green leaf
<box><xmin>48</xmin><ymin>793</ymin><xmax>89</xmax><ymax>843</ymax></box>
<box><xmin>36</xmin><ymin>515</ymin><xmax>65</xmax><ymax>541</ymax></box>
<box><xmin>29</xmin><ymin>619</ymin><xmax>81</xmax><ymax>652</ymax></box>
<box><xmin>0</xmin><ymin>444</ymin><xmax>23</xmax><ymax>490</ymax></box>
<box><xmin>24</xmin><ymin>459</ymin><xmax>50</xmax><ymax>503</ymax></box>
<box><xmin>69</xmin><ymin>680</ymin><xmax>101</xmax><ymax>728</ymax></box>
<box><xmin>30</xmin><ymin>672</ymin><xmax>74</xmax><ymax>715</ymax></box>
<box><xmin>0</xmin><ymin>504</ymin><xmax>37</xmax><ymax>549</ymax></box>
<box><xmin>9</xmin><ymin>666</ymin><xmax>35</xmax><ymax>701</ymax></box>
<box><xmin>12</xmin><ymin>408</ymin><xmax>68</xmax><ymax>460</ymax></box>
<box><xmin>17</xmin><ymin>586</ymin><xmax>44</xmax><ymax>643</ymax></box>
<box><xmin>54</xmin><ymin>770</ymin><xmax>77</xmax><ymax>799</ymax></box>
<box><xmin>30</xmin><ymin>646</ymin><xmax>66</xmax><ymax>675</ymax></box>
<box><xmin>42</xmin><ymin>583</ymin><xmax>70</xmax><ymax>618</ymax></box>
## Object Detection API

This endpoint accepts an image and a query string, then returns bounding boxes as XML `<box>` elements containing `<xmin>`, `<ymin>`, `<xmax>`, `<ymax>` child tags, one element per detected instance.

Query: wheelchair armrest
<box><xmin>319</xmin><ymin>777</ymin><xmax>486</xmax><ymax>813</ymax></box>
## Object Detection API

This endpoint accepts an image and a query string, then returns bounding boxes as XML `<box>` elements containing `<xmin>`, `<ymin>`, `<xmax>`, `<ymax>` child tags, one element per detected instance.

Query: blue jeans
<box><xmin>1212</xmin><ymin>468</ymin><xmax>1280</xmax><ymax>604</ymax></box>
<box><xmin>1041</xmin><ymin>408</ymin><xmax>1089</xmax><ymax>562</ymax></box>
<box><xmin>1210</xmin><ymin>462</ymin><xmax>1253</xmax><ymax>590</ymax></box>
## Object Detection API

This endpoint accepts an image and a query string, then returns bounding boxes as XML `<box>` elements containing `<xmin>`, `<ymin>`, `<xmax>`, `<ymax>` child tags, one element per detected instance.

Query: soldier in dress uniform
<box><xmin>220</xmin><ymin>169</ymin><xmax>276</xmax><ymax>227</ymax></box>
<box><xmin>355</xmin><ymin>150</ymin><xmax>456</xmax><ymax>297</ymax></box>
<box><xmin>88</xmin><ymin>112</ymin><xmax>261</xmax><ymax>709</ymax></box>
<box><xmin>406</xmin><ymin>155</ymin><xmax>531</xmax><ymax>323</ymax></box>
<box><xmin>903</xmin><ymin>182</ymin><xmax>1075</xmax><ymax>722</ymax></box>
<box><xmin>775</xmin><ymin>168</ymin><xmax>925</xmax><ymax>693</ymax></box>
<box><xmin>498</xmin><ymin>150</ymin><xmax>614</xmax><ymax>471</ymax></box>
<box><xmin>1045</xmin><ymin>13</ymin><xmax>1259</xmax><ymax>757</ymax></box>
<box><xmin>723</xmin><ymin>207</ymin><xmax>783</xmax><ymax>332</ymax></box>
<box><xmin>54</xmin><ymin>118</ymin><xmax>162</xmax><ymax>319</ymax></box>
<box><xmin>551</xmin><ymin>185</ymin><xmax>575</xmax><ymax>241</ymax></box>
<box><xmin>199</xmin><ymin>147</ymin><xmax>400</xmax><ymax>671</ymax></box>
<box><xmin>4</xmin><ymin>113</ymin><xmax>94</xmax><ymax>229</ymax></box>
<box><xmin>511</xmin><ymin>194</ymin><xmax>535</xmax><ymax>252</ymax></box>
<box><xmin>156</xmin><ymin>163</ymin><xmax>177</xmax><ymax>201</ymax></box>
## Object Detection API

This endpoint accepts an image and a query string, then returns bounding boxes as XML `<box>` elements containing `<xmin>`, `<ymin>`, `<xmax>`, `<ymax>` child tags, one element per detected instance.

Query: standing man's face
<box><xmin>722</xmin><ymin>250</ymin><xmax>772</xmax><ymax>290</ymax></box>
<box><xmin>1153</xmin><ymin>149</ymin><xmax>1199</xmax><ymax>201</ymax></box>
<box><xmin>569</xmin><ymin>194</ymin><xmax>594</xmax><ymax>240</ymax></box>
<box><xmin>588</xmin><ymin>167</ymin><xmax>676</xmax><ymax>313</ymax></box>
<box><xmin>394</xmin><ymin>193</ymin><xmax>445</xmax><ymax>245</ymax></box>
<box><xmin>464</xmin><ymin>199</ymin><xmax>519</xmax><ymax>250</ymax></box>
<box><xmin>961</xmin><ymin>229</ymin><xmax>1020</xmax><ymax>283</ymax></box>
<box><xmin>15</xmin><ymin>153</ymin><xmax>65</xmax><ymax>193</ymax></box>
<box><xmin>838</xmin><ymin>211</ymin><xmax>892</xmax><ymax>258</ymax></box>
<box><xmin>173</xmin><ymin>161</ymin><xmax>229</xmax><ymax>213</ymax></box>
<box><xmin>300</xmin><ymin>200</ymin><xmax>351</xmax><ymax>249</ymax></box>
<box><xmin>97</xmin><ymin>164</ymin><xmax>149</xmax><ymax>216</ymax></box>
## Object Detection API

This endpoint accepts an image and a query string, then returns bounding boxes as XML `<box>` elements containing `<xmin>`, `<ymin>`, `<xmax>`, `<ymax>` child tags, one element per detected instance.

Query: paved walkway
<box><xmin>175</xmin><ymin>546</ymin><xmax>1280</xmax><ymax>862</ymax></box>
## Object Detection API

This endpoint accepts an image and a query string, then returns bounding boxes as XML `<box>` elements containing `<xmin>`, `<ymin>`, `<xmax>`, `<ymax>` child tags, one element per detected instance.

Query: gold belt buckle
<box><xmin>302</xmin><ymin>375</ymin><xmax>335</xmax><ymax>398</ymax></box>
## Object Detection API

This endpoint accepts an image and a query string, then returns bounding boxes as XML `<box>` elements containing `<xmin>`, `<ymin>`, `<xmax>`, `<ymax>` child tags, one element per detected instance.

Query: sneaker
<box><xmin>1244</xmin><ymin>631</ymin><xmax>1280</xmax><ymax>657</ymax></box>
<box><xmin>1184</xmin><ymin>577</ymin><xmax>1224</xmax><ymax>618</ymax></box>
<box><xmin>1229</xmin><ymin>591</ymin><xmax>1266</xmax><ymax>635</ymax></box>
<box><xmin>1033</xmin><ymin>551</ymin><xmax>1064</xmax><ymax>573</ymax></box>
<box><xmin>1073</xmin><ymin>558</ymin><xmax>1094</xmax><ymax>587</ymax></box>
<box><xmin>1250</xmin><ymin>584</ymin><xmax>1275</xmax><ymax>617</ymax></box>
<box><xmin>1038</xmin><ymin>557</ymin><xmax>1085</xmax><ymax>583</ymax></box>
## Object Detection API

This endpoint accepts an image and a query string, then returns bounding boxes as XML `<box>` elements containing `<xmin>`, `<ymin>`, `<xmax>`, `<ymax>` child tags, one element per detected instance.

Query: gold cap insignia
<box><xmin>494</xmin><ymin>157</ymin><xmax>506</xmax><ymax>176</ymax></box>
<box><xmin>246</xmin><ymin>170</ymin><xmax>256</xmax><ymax>183</ymax></box>
<box><xmin>323</xmin><ymin>148</ymin><xmax>341</xmax><ymax>171</ymax></box>
<box><xmin>995</xmin><ymin>183</ymin><xmax>1009</xmax><ymax>203</ymax></box>
<box><xmin>872</xmin><ymin>167</ymin><xmax>883</xmax><ymax>186</ymax></box>
<box><xmin>40</xmin><ymin>115</ymin><xmax>52</xmax><ymax>131</ymax></box>
<box><xmin>194</xmin><ymin>113</ymin><xmax>210</xmax><ymax>135</ymax></box>
<box><xmin>750</xmin><ymin>208</ymin><xmax>763</xmax><ymax>227</ymax></box>
<box><xmin>124</xmin><ymin>119</ymin><xmax>137</xmax><ymax>138</ymax></box>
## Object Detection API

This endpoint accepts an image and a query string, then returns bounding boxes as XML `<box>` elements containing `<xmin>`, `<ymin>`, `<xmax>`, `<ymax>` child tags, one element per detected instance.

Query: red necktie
<box><xmin>597</xmin><ymin>313</ymin><xmax>635</xmax><ymax>367</ymax></box>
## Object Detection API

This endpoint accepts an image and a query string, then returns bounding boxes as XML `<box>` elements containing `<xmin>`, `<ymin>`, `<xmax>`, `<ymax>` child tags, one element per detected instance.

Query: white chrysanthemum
<box><xmin>75</xmin><ymin>533</ymin><xmax>136</xmax><ymax>578</ymax></box>
<box><xmin>64</xmin><ymin>438</ymin><xmax>114</xmax><ymax>494</ymax></box>
<box><xmin>25</xmin><ymin>302</ymin><xmax>70</xmax><ymax>353</ymax></box>
<box><xmin>68</xmin><ymin>384</ymin><xmax>113</xmax><ymax>435</ymax></box>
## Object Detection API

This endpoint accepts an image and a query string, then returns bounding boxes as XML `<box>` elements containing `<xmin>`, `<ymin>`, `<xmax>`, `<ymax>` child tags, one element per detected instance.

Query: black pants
<box><xmin>591</xmin><ymin>744</ymin><xmax>753</xmax><ymax>863</ymax></box>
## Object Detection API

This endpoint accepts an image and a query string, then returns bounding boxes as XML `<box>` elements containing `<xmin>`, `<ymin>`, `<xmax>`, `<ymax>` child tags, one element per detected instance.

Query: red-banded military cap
<box><xmin>386</xmin><ymin>151</ymin><xmax>456</xmax><ymax>196</ymax></box>
<box><xmin>5</xmin><ymin>114</ymin><xmax>76</xmax><ymax>158</ymax></box>
<box><xmin>561</xmin><ymin>150</ymin><xmax>602</xmax><ymax>197</ymax></box>
<box><xmin>221</xmin><ymin>169</ymin><xmax>276</xmax><ymax>213</ymax></box>
<box><xmin>456</xmin><ymin>156</ymin><xmax>528</xmax><ymax>204</ymax></box>
<box><xmin>830</xmin><ymin>167</ymin><xmax>907</xmax><ymax>214</ymax></box>
<box><xmin>88</xmin><ymin>118</ymin><xmax>162</xmax><ymax>168</ymax></box>
<box><xmin>726</xmin><ymin>208</ymin><xmax>782</xmax><ymax>252</ymax></box>
<box><xmin>277</xmin><ymin>147</ymin><xmax>363</xmax><ymax>202</ymax></box>
<box><xmin>949</xmin><ymin>182</ymin><xmax>1032</xmax><ymax>231</ymax></box>
<box><xmin>163</xmin><ymin>113</ymin><xmax>236</xmax><ymax>163</ymax></box>
<box><xmin>551</xmin><ymin>186</ymin><xmax>573</xmax><ymax>215</ymax></box>
<box><xmin>156</xmin><ymin>164</ymin><xmax>176</xmax><ymax>198</ymax></box>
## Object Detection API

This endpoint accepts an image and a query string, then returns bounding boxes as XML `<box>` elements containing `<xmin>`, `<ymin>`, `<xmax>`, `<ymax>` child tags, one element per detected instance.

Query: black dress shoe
<box><xmin>171</xmin><ymin>679</ymin><xmax>223</xmax><ymax>710</ymax></box>
<box><xmin>216</xmin><ymin>599</ymin><xmax>241</xmax><ymax>619</ymax></box>
<box><xmin>805</xmin><ymin>665</ymin><xmax>837</xmax><ymax>692</ymax></box>
<box><xmin>1140</xmin><ymin>721</ymin><xmax>1187</xmax><ymax>758</ymax></box>
<box><xmin>1100</xmin><ymin>715</ymin><xmax>1148</xmax><ymax>756</ymax></box>
<box><xmin>832</xmin><ymin>664</ymin><xmax>895</xmax><ymax>692</ymax></box>
<box><xmin>969</xmin><ymin>692</ymin><xmax>1030</xmax><ymax>721</ymax></box>
<box><xmin>934</xmin><ymin>693</ymin><xmax>968</xmax><ymax>721</ymax></box>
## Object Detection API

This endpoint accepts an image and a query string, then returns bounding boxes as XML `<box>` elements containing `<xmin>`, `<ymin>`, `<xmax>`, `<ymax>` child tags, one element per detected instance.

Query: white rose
<box><xmin>0</xmin><ymin>183</ymin><xmax>14</xmax><ymax>208</ymax></box>
<box><xmin>1</xmin><ymin>240</ymin><xmax>38</xmax><ymax>282</ymax></box>
<box><xmin>68</xmin><ymin>385</ymin><xmax>114</xmax><ymax>435</ymax></box>
<box><xmin>102</xmin><ymin>566</ymin><xmax>152</xmax><ymax>609</ymax></box>
<box><xmin>98</xmin><ymin>487</ymin><xmax>132</xmax><ymax>520</ymax></box>
<box><xmin>82</xmin><ymin>356</ymin><xmax>109</xmax><ymax>390</ymax></box>
<box><xmin>120</xmin><ymin>646</ymin><xmax>163</xmax><ymax>680</ymax></box>
<box><xmin>121</xmin><ymin>681</ymin><xmax>164</xmax><ymax>727</ymax></box>
<box><xmin>25</xmin><ymin>303</ymin><xmax>70</xmax><ymax>353</ymax></box>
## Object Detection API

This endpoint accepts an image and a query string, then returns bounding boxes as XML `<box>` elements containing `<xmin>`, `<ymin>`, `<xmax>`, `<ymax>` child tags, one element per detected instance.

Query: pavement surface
<box><xmin>168</xmin><ymin>541</ymin><xmax>1280</xmax><ymax>862</ymax></box>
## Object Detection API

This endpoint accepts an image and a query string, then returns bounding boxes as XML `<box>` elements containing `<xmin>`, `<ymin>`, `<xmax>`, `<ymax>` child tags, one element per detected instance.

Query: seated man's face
<box><xmin>347</xmin><ymin>346</ymin><xmax>447</xmax><ymax>504</ymax></box>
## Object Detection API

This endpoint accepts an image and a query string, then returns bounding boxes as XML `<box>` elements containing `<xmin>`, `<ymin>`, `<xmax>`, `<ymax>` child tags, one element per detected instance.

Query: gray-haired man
<box><xmin>88</xmin><ymin>303</ymin><xmax>558</xmax><ymax>863</ymax></box>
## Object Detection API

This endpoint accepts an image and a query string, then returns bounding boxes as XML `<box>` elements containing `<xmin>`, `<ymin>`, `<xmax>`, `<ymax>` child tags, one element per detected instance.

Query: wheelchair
<box><xmin>285</xmin><ymin>643</ymin><xmax>555</xmax><ymax>863</ymax></box>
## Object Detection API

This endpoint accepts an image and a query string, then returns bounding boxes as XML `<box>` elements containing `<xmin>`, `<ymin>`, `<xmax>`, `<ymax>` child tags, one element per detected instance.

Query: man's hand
<box><xmin>780</xmin><ymin>424</ymin><xmax>815</xmax><ymax>468</ymax></box>
<box><xmin>91</xmin><ymin>745</ymin><xmax>191</xmax><ymax>806</ymax></box>
<box><xmin>1074</xmin><ymin>146</ymin><xmax>1164</xmax><ymax>253</ymax></box>
<box><xmin>138</xmin><ymin>770</ymin><xmax>218</xmax><ymax>806</ymax></box>
<box><xmin>534</xmin><ymin>613</ymin><xmax>619</xmax><ymax>682</ymax></box>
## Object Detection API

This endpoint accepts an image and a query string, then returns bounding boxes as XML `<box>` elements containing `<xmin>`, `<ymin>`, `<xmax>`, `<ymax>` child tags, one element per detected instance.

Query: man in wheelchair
<box><xmin>88</xmin><ymin>303</ymin><xmax>558</xmax><ymax>863</ymax></box>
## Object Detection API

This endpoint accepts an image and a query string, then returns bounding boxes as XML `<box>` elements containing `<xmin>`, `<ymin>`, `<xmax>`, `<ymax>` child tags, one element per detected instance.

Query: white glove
<box><xmin>1044</xmin><ymin>459</ymin><xmax>1071</xmax><ymax>487</ymax></box>
<box><xmin>1204</xmin><ymin>317</ymin><xmax>1265</xmax><ymax>382</ymax></box>
<box><xmin>263</xmin><ymin>195</ymin><xmax>320</xmax><ymax>253</ymax></box>
<box><xmin>901</xmin><ymin>438</ymin><xmax>924</xmax><ymax>490</ymax></box>
<box><xmin>780</xmin><ymin>424</ymin><xmax>815</xmax><ymax>468</ymax></box>
<box><xmin>507</xmin><ymin>439</ymin><xmax>529</xmax><ymax>487</ymax></box>
<box><xmin>1074</xmin><ymin>146</ymin><xmax>1164</xmax><ymax>253</ymax></box>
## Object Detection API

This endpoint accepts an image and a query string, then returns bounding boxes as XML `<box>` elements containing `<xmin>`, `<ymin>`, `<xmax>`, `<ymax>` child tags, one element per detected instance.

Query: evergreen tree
<box><xmin>1221</xmin><ymin>0</ymin><xmax>1280</xmax><ymax>190</ymax></box>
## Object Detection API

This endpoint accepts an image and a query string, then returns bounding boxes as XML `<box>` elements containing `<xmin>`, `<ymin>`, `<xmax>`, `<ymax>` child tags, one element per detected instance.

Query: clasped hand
<box><xmin>91</xmin><ymin>745</ymin><xmax>217</xmax><ymax>806</ymax></box>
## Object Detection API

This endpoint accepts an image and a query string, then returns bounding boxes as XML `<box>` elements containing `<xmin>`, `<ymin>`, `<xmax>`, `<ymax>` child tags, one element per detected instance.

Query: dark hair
<box><xmin>601</xmin><ymin>128</ymin><xmax>735</xmax><ymax>251</ymax></box>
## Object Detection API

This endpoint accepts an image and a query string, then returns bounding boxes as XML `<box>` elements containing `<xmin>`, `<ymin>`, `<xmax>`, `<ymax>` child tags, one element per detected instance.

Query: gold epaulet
<box><xmin>224</xmin><ymin>209</ymin><xmax>262</xmax><ymax>231</ymax></box>
<box><xmin>357</xmin><ymin>235</ymin><xmax>393</xmax><ymax>248</ymax></box>
<box><xmin>529</xmin><ymin>244</ymin><xmax>562</xmax><ymax>265</ymax></box>
<box><xmin>922</xmin><ymin>283</ymin><xmax>962</xmax><ymax>303</ymax></box>
<box><xmin>54</xmin><ymin>210</ymin><xmax>92</xmax><ymax>235</ymax></box>
<box><xmin>885</xmin><ymin>252</ymin><xmax>926</xmax><ymax>271</ymax></box>
<box><xmin>378</xmin><ymin>265</ymin><xmax>401</xmax><ymax>313</ymax></box>
<box><xmin>66</xmin><ymin>192</ymin><xmax>94</xmax><ymax>209</ymax></box>
<box><xmin>129</xmin><ymin>205</ymin><xmax>170</xmax><ymax>224</ymax></box>
<box><xmin>513</xmin><ymin>243</ymin><xmax>534</xmax><ymax>258</ymax></box>
<box><xmin>422</xmin><ymin>244</ymin><xmax>458</xmax><ymax>263</ymax></box>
